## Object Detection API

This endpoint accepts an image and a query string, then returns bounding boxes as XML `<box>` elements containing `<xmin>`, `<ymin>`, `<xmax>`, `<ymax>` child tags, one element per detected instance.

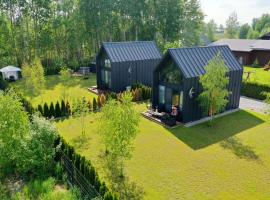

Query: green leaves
<box><xmin>198</xmin><ymin>53</ymin><xmax>229</xmax><ymax>120</ymax></box>
<box><xmin>99</xmin><ymin>92</ymin><xmax>139</xmax><ymax>175</ymax></box>
<box><xmin>22</xmin><ymin>57</ymin><xmax>45</xmax><ymax>96</ymax></box>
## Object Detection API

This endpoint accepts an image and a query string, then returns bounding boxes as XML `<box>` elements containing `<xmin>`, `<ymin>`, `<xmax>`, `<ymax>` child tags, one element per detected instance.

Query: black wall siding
<box><xmin>96</xmin><ymin>41</ymin><xmax>162</xmax><ymax>92</ymax></box>
<box><xmin>153</xmin><ymin>45</ymin><xmax>243</xmax><ymax>123</ymax></box>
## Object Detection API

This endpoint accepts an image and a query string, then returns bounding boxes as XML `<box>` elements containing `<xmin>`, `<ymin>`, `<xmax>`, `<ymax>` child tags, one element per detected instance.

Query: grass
<box><xmin>56</xmin><ymin>103</ymin><xmax>270</xmax><ymax>200</ymax></box>
<box><xmin>11</xmin><ymin>74</ymin><xmax>97</xmax><ymax>107</ymax></box>
<box><xmin>243</xmin><ymin>66</ymin><xmax>270</xmax><ymax>86</ymax></box>
<box><xmin>1</xmin><ymin>177</ymin><xmax>79</xmax><ymax>200</ymax></box>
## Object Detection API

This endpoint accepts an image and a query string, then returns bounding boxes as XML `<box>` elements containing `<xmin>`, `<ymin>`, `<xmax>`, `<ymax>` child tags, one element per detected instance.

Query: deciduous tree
<box><xmin>198</xmin><ymin>53</ymin><xmax>229</xmax><ymax>125</ymax></box>
<box><xmin>99</xmin><ymin>92</ymin><xmax>139</xmax><ymax>176</ymax></box>
<box><xmin>0</xmin><ymin>90</ymin><xmax>30</xmax><ymax>173</ymax></box>
<box><xmin>72</xmin><ymin>97</ymin><xmax>89</xmax><ymax>136</ymax></box>
<box><xmin>225</xmin><ymin>12</ymin><xmax>239</xmax><ymax>38</ymax></box>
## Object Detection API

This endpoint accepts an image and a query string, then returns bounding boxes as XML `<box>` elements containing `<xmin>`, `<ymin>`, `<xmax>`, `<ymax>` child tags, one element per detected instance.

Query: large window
<box><xmin>172</xmin><ymin>91</ymin><xmax>183</xmax><ymax>111</ymax></box>
<box><xmin>105</xmin><ymin>59</ymin><xmax>111</xmax><ymax>68</ymax></box>
<box><xmin>159</xmin><ymin>61</ymin><xmax>182</xmax><ymax>84</ymax></box>
<box><xmin>101</xmin><ymin>69</ymin><xmax>111</xmax><ymax>88</ymax></box>
<box><xmin>179</xmin><ymin>91</ymin><xmax>183</xmax><ymax>111</ymax></box>
<box><xmin>158</xmin><ymin>85</ymin><xmax>165</xmax><ymax>104</ymax></box>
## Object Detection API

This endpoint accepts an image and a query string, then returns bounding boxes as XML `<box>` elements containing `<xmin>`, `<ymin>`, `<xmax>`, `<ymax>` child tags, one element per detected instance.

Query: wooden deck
<box><xmin>141</xmin><ymin>111</ymin><xmax>183</xmax><ymax>129</ymax></box>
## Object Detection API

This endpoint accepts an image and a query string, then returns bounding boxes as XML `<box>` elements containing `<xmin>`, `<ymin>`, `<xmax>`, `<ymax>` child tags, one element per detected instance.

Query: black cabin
<box><xmin>152</xmin><ymin>45</ymin><xmax>243</xmax><ymax>123</ymax></box>
<box><xmin>96</xmin><ymin>41</ymin><xmax>162</xmax><ymax>92</ymax></box>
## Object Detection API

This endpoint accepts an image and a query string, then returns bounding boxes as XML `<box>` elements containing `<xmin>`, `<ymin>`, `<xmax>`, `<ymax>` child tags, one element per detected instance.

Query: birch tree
<box><xmin>198</xmin><ymin>53</ymin><xmax>229</xmax><ymax>125</ymax></box>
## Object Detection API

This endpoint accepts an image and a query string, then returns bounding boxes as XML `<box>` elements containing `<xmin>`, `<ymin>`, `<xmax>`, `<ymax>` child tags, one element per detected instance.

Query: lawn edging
<box><xmin>184</xmin><ymin>108</ymin><xmax>240</xmax><ymax>127</ymax></box>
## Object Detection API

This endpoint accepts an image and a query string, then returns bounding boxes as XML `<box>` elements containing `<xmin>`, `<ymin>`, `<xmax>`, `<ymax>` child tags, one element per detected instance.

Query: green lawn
<box><xmin>243</xmin><ymin>66</ymin><xmax>270</xmax><ymax>86</ymax></box>
<box><xmin>12</xmin><ymin>74</ymin><xmax>97</xmax><ymax>107</ymax></box>
<box><xmin>56</xmin><ymin>103</ymin><xmax>270</xmax><ymax>200</ymax></box>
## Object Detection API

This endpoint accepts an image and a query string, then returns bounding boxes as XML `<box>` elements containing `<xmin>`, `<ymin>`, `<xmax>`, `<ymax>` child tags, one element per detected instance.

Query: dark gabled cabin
<box><xmin>210</xmin><ymin>39</ymin><xmax>270</xmax><ymax>66</ymax></box>
<box><xmin>96</xmin><ymin>41</ymin><xmax>162</xmax><ymax>92</ymax></box>
<box><xmin>152</xmin><ymin>45</ymin><xmax>243</xmax><ymax>123</ymax></box>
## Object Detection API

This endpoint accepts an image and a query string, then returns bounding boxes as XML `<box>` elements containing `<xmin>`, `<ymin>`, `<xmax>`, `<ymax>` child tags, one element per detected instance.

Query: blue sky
<box><xmin>200</xmin><ymin>0</ymin><xmax>270</xmax><ymax>25</ymax></box>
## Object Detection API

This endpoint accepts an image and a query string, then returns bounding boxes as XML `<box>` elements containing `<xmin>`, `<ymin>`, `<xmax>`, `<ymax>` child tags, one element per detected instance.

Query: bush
<box><xmin>38</xmin><ymin>104</ymin><xmax>43</xmax><ymax>115</ymax></box>
<box><xmin>18</xmin><ymin>116</ymin><xmax>58</xmax><ymax>177</ymax></box>
<box><xmin>49</xmin><ymin>102</ymin><xmax>55</xmax><ymax>118</ymax></box>
<box><xmin>87</xmin><ymin>100</ymin><xmax>92</xmax><ymax>111</ymax></box>
<box><xmin>43</xmin><ymin>103</ymin><xmax>50</xmax><ymax>118</ymax></box>
<box><xmin>130</xmin><ymin>84</ymin><xmax>151</xmax><ymax>101</ymax></box>
<box><xmin>93</xmin><ymin>97</ymin><xmax>97</xmax><ymax>111</ymax></box>
<box><xmin>252</xmin><ymin>59</ymin><xmax>260</xmax><ymax>68</ymax></box>
<box><xmin>60</xmin><ymin>100</ymin><xmax>66</xmax><ymax>117</ymax></box>
<box><xmin>55</xmin><ymin>101</ymin><xmax>61</xmax><ymax>118</ymax></box>
<box><xmin>241</xmin><ymin>81</ymin><xmax>270</xmax><ymax>100</ymax></box>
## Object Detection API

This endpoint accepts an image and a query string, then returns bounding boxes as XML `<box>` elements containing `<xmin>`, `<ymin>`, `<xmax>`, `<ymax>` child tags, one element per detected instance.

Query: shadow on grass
<box><xmin>169</xmin><ymin>110</ymin><xmax>265</xmax><ymax>150</ymax></box>
<box><xmin>220</xmin><ymin>137</ymin><xmax>260</xmax><ymax>161</ymax></box>
<box><xmin>99</xmin><ymin>153</ymin><xmax>144</xmax><ymax>200</ymax></box>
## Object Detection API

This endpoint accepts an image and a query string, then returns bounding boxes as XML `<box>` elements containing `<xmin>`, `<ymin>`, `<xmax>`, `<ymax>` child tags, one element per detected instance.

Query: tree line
<box><xmin>0</xmin><ymin>0</ymin><xmax>204</xmax><ymax>70</ymax></box>
<box><xmin>204</xmin><ymin>13</ymin><xmax>270</xmax><ymax>41</ymax></box>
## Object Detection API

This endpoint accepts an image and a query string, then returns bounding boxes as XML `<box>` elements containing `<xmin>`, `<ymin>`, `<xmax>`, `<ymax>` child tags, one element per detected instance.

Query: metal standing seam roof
<box><xmin>168</xmin><ymin>45</ymin><xmax>242</xmax><ymax>79</ymax></box>
<box><xmin>209</xmin><ymin>39</ymin><xmax>270</xmax><ymax>52</ymax></box>
<box><xmin>101</xmin><ymin>41</ymin><xmax>162</xmax><ymax>62</ymax></box>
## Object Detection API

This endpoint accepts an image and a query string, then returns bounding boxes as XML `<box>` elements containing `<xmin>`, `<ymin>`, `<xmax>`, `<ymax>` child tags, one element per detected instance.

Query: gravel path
<box><xmin>240</xmin><ymin>96</ymin><xmax>269</xmax><ymax>114</ymax></box>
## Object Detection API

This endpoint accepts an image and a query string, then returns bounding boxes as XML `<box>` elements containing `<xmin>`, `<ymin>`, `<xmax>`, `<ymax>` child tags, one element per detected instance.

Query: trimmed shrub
<box><xmin>49</xmin><ymin>102</ymin><xmax>55</xmax><ymax>118</ymax></box>
<box><xmin>37</xmin><ymin>104</ymin><xmax>43</xmax><ymax>115</ymax></box>
<box><xmin>252</xmin><ymin>59</ymin><xmax>260</xmax><ymax>68</ymax></box>
<box><xmin>43</xmin><ymin>103</ymin><xmax>50</xmax><ymax>118</ymax></box>
<box><xmin>61</xmin><ymin>100</ymin><xmax>66</xmax><ymax>117</ymax></box>
<box><xmin>56</xmin><ymin>137</ymin><xmax>119</xmax><ymax>200</ymax></box>
<box><xmin>241</xmin><ymin>81</ymin><xmax>270</xmax><ymax>100</ymax></box>
<box><xmin>93</xmin><ymin>97</ymin><xmax>97</xmax><ymax>111</ymax></box>
<box><xmin>55</xmin><ymin>101</ymin><xmax>61</xmax><ymax>118</ymax></box>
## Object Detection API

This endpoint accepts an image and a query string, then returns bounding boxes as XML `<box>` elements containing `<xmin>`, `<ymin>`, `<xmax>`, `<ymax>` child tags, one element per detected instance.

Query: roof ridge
<box><xmin>103</xmin><ymin>41</ymin><xmax>154</xmax><ymax>45</ymax></box>
<box><xmin>169</xmin><ymin>45</ymin><xmax>229</xmax><ymax>51</ymax></box>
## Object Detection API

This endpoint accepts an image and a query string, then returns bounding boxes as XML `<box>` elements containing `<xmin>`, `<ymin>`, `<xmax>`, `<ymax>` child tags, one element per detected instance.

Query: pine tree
<box><xmin>49</xmin><ymin>102</ymin><xmax>55</xmax><ymax>118</ymax></box>
<box><xmin>93</xmin><ymin>97</ymin><xmax>97</xmax><ymax>111</ymax></box>
<box><xmin>43</xmin><ymin>103</ymin><xmax>50</xmax><ymax>118</ymax></box>
<box><xmin>66</xmin><ymin>101</ymin><xmax>71</xmax><ymax>116</ymax></box>
<box><xmin>37</xmin><ymin>104</ymin><xmax>43</xmax><ymax>115</ymax></box>
<box><xmin>55</xmin><ymin>101</ymin><xmax>61</xmax><ymax>118</ymax></box>
<box><xmin>61</xmin><ymin>100</ymin><xmax>66</xmax><ymax>117</ymax></box>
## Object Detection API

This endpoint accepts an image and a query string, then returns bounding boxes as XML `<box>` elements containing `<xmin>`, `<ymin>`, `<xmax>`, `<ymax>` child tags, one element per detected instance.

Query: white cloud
<box><xmin>200</xmin><ymin>0</ymin><xmax>270</xmax><ymax>25</ymax></box>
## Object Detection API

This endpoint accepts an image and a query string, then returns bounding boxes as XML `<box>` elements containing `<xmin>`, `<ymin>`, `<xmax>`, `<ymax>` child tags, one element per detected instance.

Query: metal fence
<box><xmin>60</xmin><ymin>151</ymin><xmax>102</xmax><ymax>200</ymax></box>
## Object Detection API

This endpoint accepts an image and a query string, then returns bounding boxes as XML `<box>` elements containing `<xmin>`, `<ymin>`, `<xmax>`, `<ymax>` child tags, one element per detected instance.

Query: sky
<box><xmin>200</xmin><ymin>0</ymin><xmax>270</xmax><ymax>25</ymax></box>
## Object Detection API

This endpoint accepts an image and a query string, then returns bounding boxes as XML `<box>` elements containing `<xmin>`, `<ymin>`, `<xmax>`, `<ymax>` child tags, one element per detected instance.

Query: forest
<box><xmin>0</xmin><ymin>0</ymin><xmax>204</xmax><ymax>72</ymax></box>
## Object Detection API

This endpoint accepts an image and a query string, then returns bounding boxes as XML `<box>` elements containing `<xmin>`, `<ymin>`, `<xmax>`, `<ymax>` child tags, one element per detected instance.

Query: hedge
<box><xmin>241</xmin><ymin>81</ymin><xmax>270</xmax><ymax>100</ymax></box>
<box><xmin>55</xmin><ymin>136</ymin><xmax>119</xmax><ymax>200</ymax></box>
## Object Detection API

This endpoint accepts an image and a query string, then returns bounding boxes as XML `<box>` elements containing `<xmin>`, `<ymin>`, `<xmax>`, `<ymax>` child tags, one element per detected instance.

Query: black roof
<box><xmin>167</xmin><ymin>45</ymin><xmax>242</xmax><ymax>78</ymax></box>
<box><xmin>101</xmin><ymin>41</ymin><xmax>162</xmax><ymax>62</ymax></box>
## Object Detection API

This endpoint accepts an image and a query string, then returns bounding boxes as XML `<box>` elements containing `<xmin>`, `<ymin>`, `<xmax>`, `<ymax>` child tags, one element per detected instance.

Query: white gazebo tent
<box><xmin>0</xmin><ymin>66</ymin><xmax>21</xmax><ymax>81</ymax></box>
